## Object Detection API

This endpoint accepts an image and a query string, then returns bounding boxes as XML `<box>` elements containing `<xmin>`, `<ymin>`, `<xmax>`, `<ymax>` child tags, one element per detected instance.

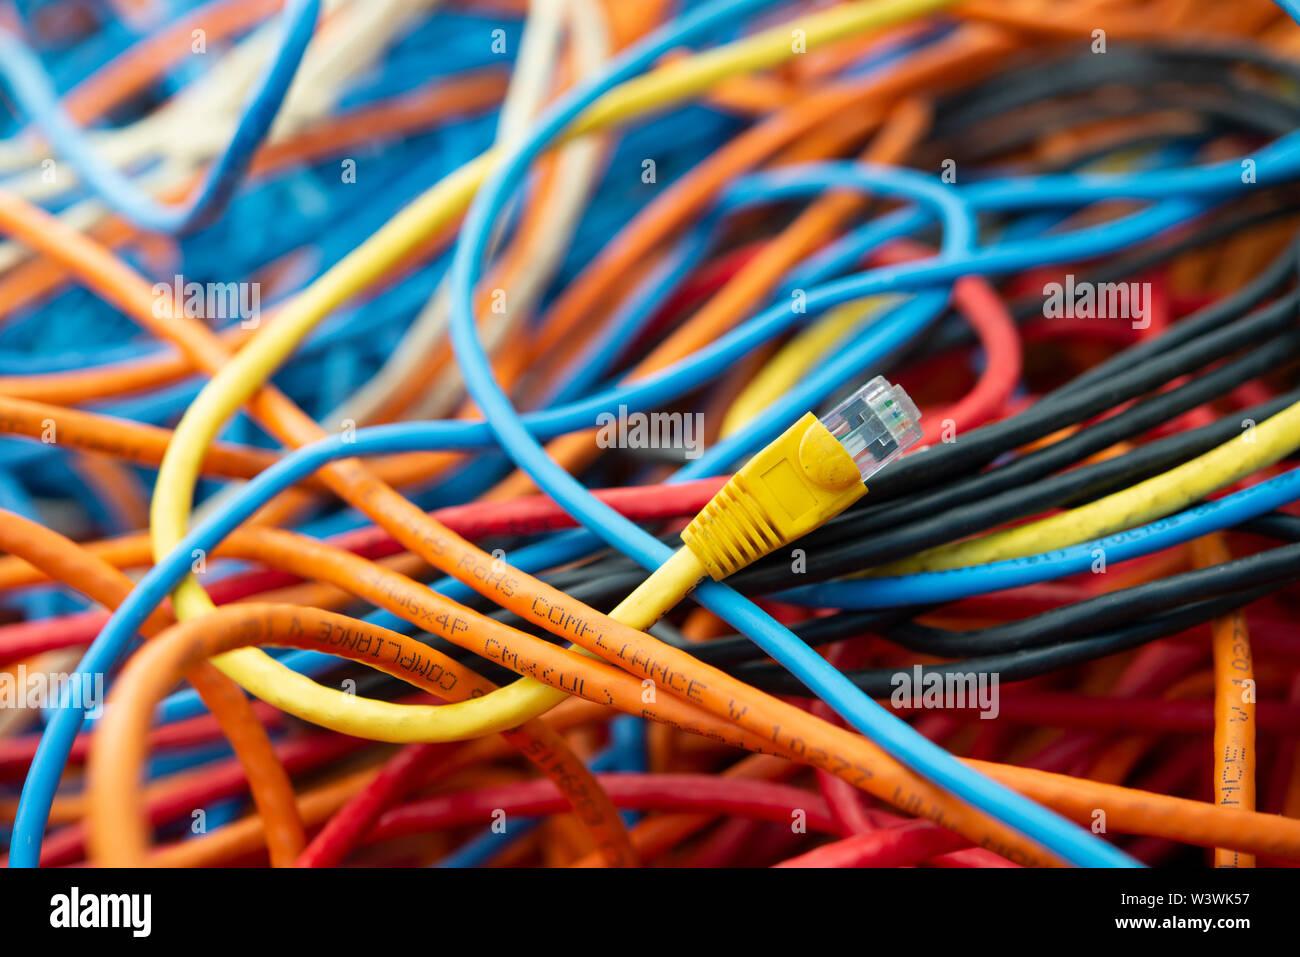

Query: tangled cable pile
<box><xmin>2</xmin><ymin>0</ymin><xmax>1300</xmax><ymax>869</ymax></box>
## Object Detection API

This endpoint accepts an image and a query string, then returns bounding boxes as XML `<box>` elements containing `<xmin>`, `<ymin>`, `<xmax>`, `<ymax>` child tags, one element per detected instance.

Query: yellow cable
<box><xmin>151</xmin><ymin>0</ymin><xmax>957</xmax><ymax>743</ymax></box>
<box><xmin>719</xmin><ymin>297</ymin><xmax>891</xmax><ymax>436</ymax></box>
<box><xmin>880</xmin><ymin>400</ymin><xmax>1300</xmax><ymax>575</ymax></box>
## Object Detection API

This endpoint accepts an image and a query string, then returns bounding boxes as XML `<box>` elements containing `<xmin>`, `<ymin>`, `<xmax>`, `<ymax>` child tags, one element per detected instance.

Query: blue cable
<box><xmin>0</xmin><ymin>0</ymin><xmax>321</xmax><ymax>233</ymax></box>
<box><xmin>443</xmin><ymin>0</ymin><xmax>1141</xmax><ymax>868</ymax></box>
<box><xmin>432</xmin><ymin>816</ymin><xmax>543</xmax><ymax>869</ymax></box>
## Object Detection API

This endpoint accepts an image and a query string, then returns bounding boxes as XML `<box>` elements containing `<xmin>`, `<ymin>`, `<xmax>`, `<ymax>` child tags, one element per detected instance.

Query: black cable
<box><xmin>731</xmin><ymin>374</ymin><xmax>1300</xmax><ymax>593</ymax></box>
<box><xmin>731</xmin><ymin>586</ymin><xmax>1279</xmax><ymax>696</ymax></box>
<box><xmin>686</xmin><ymin>518</ymin><xmax>1300</xmax><ymax>684</ymax></box>
<box><xmin>881</xmin><ymin>542</ymin><xmax>1300</xmax><ymax>656</ymax></box>
<box><xmin>932</xmin><ymin>43</ymin><xmax>1300</xmax><ymax>136</ymax></box>
<box><xmin>473</xmin><ymin>371</ymin><xmax>1299</xmax><ymax>622</ymax></box>
<box><xmin>846</xmin><ymin>289</ymin><xmax>1299</xmax><ymax>507</ymax></box>
<box><xmin>1049</xmin><ymin>227</ymin><xmax>1300</xmax><ymax>395</ymax></box>
<box><xmin>855</xmin><ymin>194</ymin><xmax>1300</xmax><ymax>376</ymax></box>
<box><xmin>1235</xmin><ymin>510</ymin><xmax>1300</xmax><ymax>543</ymax></box>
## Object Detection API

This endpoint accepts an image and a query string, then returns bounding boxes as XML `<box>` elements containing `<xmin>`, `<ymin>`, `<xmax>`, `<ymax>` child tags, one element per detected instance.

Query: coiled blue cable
<box><xmin>0</xmin><ymin>0</ymin><xmax>321</xmax><ymax>233</ymax></box>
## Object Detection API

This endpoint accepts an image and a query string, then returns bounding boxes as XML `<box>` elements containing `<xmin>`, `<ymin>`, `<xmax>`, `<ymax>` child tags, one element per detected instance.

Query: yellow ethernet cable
<box><xmin>410</xmin><ymin>376</ymin><xmax>926</xmax><ymax>738</ymax></box>
<box><xmin>149</xmin><ymin>0</ymin><xmax>958</xmax><ymax>743</ymax></box>
<box><xmin>879</xmin><ymin>397</ymin><xmax>1300</xmax><ymax>575</ymax></box>
<box><xmin>684</xmin><ymin>376</ymin><xmax>923</xmax><ymax>574</ymax></box>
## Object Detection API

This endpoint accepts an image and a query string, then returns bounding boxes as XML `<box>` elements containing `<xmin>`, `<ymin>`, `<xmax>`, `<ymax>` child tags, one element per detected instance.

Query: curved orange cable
<box><xmin>0</xmin><ymin>508</ymin><xmax>306</xmax><ymax>866</ymax></box>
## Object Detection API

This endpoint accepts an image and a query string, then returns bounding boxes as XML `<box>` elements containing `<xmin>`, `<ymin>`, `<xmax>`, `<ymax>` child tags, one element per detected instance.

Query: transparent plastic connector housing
<box><xmin>819</xmin><ymin>375</ymin><xmax>922</xmax><ymax>482</ymax></box>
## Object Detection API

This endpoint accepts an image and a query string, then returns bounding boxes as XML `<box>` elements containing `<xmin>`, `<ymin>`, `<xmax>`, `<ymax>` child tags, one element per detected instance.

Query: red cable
<box><xmin>812</xmin><ymin>641</ymin><xmax>878</xmax><ymax>836</ymax></box>
<box><xmin>773</xmin><ymin>818</ymin><xmax>968</xmax><ymax>868</ymax></box>
<box><xmin>362</xmin><ymin>775</ymin><xmax>842</xmax><ymax>847</ymax></box>
<box><xmin>294</xmin><ymin>740</ymin><xmax>452</xmax><ymax>867</ymax></box>
<box><xmin>874</xmin><ymin>241</ymin><xmax>1023</xmax><ymax>445</ymax></box>
<box><xmin>8</xmin><ymin>732</ymin><xmax>365</xmax><ymax>868</ymax></box>
<box><xmin>927</xmin><ymin>847</ymin><xmax>1022</xmax><ymax>868</ymax></box>
<box><xmin>924</xmin><ymin>275</ymin><xmax>1023</xmax><ymax>439</ymax></box>
<box><xmin>1023</xmin><ymin>640</ymin><xmax>1204</xmax><ymax>773</ymax></box>
<box><xmin>0</xmin><ymin>700</ymin><xmax>285</xmax><ymax>776</ymax></box>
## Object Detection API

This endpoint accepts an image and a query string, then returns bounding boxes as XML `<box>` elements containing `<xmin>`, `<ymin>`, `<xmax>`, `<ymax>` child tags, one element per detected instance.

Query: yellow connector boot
<box><xmin>682</xmin><ymin>376</ymin><xmax>922</xmax><ymax>580</ymax></box>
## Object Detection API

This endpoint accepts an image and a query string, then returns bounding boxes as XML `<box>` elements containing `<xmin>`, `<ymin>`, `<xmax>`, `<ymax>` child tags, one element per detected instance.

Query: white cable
<box><xmin>326</xmin><ymin>0</ymin><xmax>609</xmax><ymax>428</ymax></box>
<box><xmin>319</xmin><ymin>0</ymin><xmax>568</xmax><ymax>429</ymax></box>
<box><xmin>0</xmin><ymin>0</ymin><xmax>437</xmax><ymax>270</ymax></box>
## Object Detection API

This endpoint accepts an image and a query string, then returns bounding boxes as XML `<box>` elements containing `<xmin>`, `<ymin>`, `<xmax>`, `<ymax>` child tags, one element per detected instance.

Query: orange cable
<box><xmin>1192</xmin><ymin>535</ymin><xmax>1257</xmax><ymax>868</ymax></box>
<box><xmin>0</xmin><ymin>508</ymin><xmax>305</xmax><ymax>866</ymax></box>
